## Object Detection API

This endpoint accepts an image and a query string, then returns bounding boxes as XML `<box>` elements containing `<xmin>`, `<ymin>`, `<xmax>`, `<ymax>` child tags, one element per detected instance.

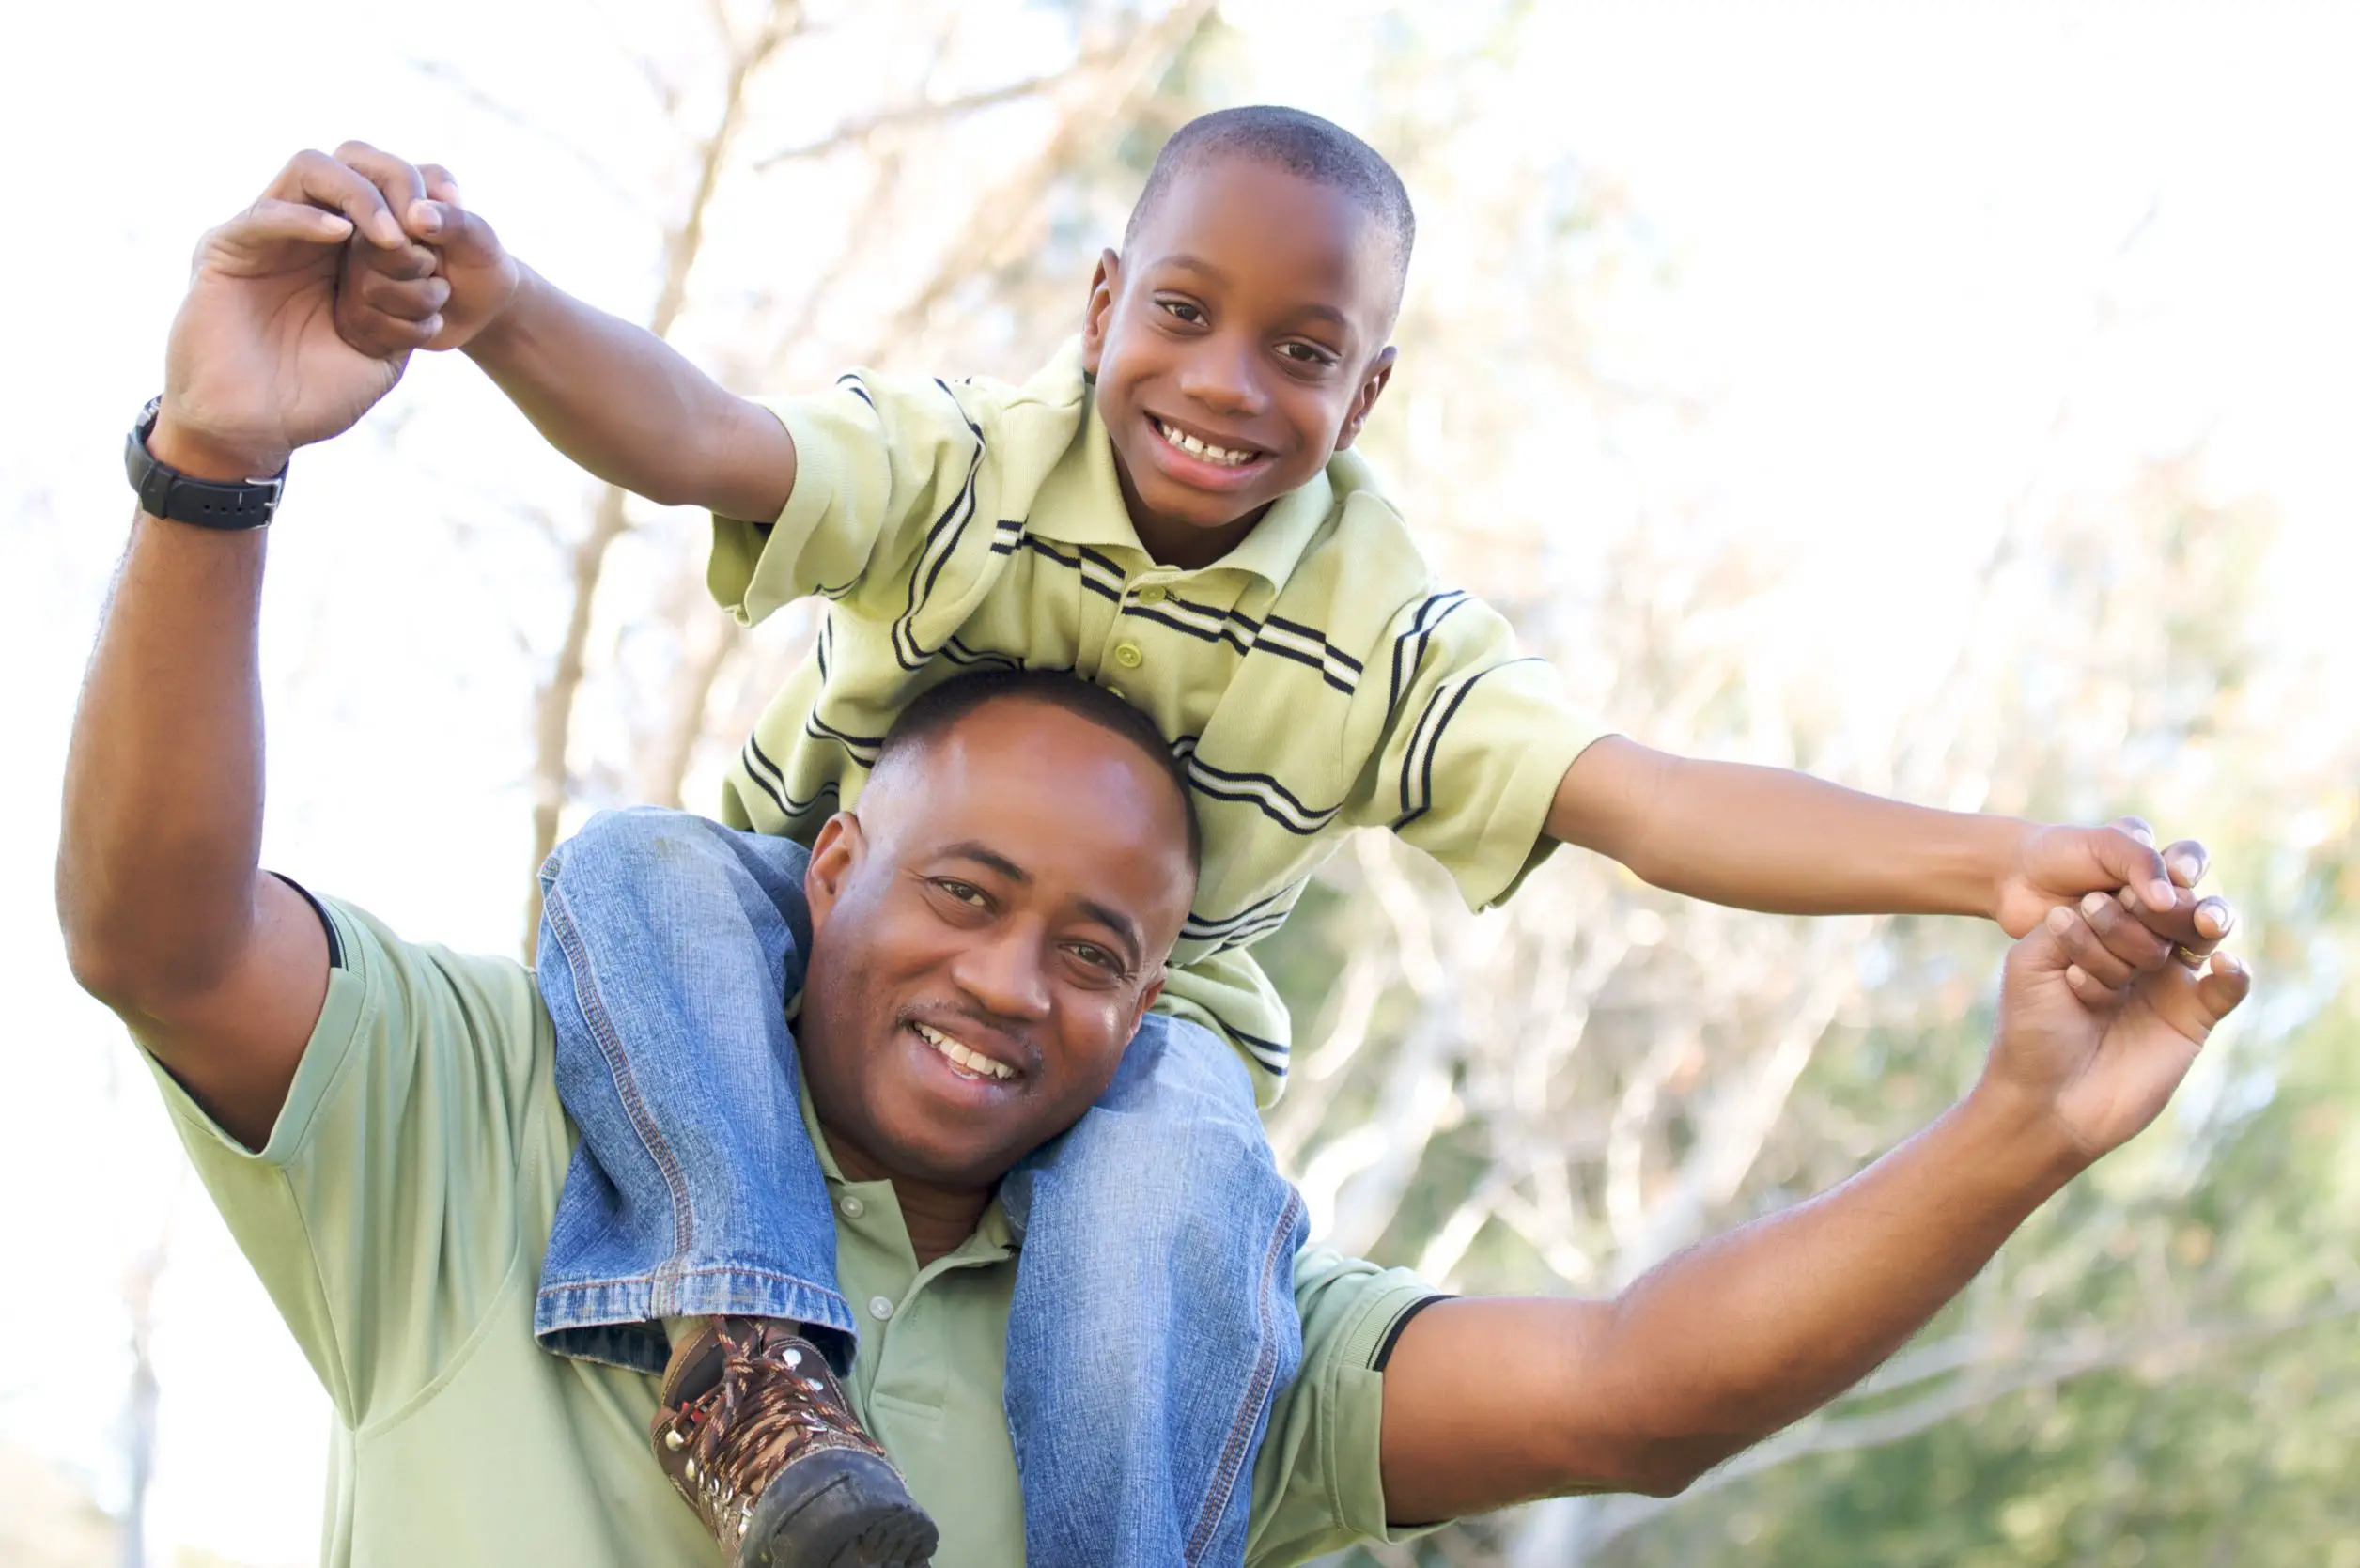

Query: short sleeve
<box><xmin>1245</xmin><ymin>1250</ymin><xmax>1448</xmax><ymax>1565</ymax></box>
<box><xmin>1346</xmin><ymin>590</ymin><xmax>1609</xmax><ymax>910</ymax></box>
<box><xmin>707</xmin><ymin>371</ymin><xmax>991</xmax><ymax>627</ymax></box>
<box><xmin>135</xmin><ymin>895</ymin><xmax>557</xmax><ymax>1427</ymax></box>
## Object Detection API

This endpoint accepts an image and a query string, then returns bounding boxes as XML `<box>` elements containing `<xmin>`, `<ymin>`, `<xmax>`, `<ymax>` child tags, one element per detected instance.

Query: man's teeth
<box><xmin>1154</xmin><ymin>417</ymin><xmax>1254</xmax><ymax>468</ymax></box>
<box><xmin>913</xmin><ymin>1021</ymin><xmax>1017</xmax><ymax>1080</ymax></box>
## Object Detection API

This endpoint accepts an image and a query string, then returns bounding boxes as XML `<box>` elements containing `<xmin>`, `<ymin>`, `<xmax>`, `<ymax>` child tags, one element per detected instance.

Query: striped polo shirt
<box><xmin>710</xmin><ymin>341</ymin><xmax>1603</xmax><ymax>1103</ymax></box>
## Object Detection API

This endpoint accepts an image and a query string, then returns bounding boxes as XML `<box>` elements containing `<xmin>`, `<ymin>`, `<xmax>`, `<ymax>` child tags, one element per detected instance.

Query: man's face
<box><xmin>795</xmin><ymin>698</ymin><xmax>1196</xmax><ymax>1189</ymax></box>
<box><xmin>1082</xmin><ymin>155</ymin><xmax>1402</xmax><ymax>567</ymax></box>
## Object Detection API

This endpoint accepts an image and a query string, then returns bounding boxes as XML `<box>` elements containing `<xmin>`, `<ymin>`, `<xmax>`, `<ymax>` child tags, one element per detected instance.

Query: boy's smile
<box><xmin>1082</xmin><ymin>155</ymin><xmax>1401</xmax><ymax>568</ymax></box>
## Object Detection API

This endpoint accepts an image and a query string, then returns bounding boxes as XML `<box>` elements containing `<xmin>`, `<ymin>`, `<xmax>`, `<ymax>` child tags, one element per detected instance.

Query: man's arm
<box><xmin>1373</xmin><ymin>894</ymin><xmax>2251</xmax><ymax>1521</ymax></box>
<box><xmin>331</xmin><ymin>143</ymin><xmax>797</xmax><ymax>522</ymax></box>
<box><xmin>57</xmin><ymin>153</ymin><xmax>425</xmax><ymax>1150</ymax></box>
<box><xmin>1547</xmin><ymin>734</ymin><xmax>2233</xmax><ymax>945</ymax></box>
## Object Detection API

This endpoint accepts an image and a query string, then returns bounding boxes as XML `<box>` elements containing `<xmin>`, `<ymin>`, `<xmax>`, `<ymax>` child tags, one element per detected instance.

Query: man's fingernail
<box><xmin>2150</xmin><ymin>879</ymin><xmax>2177</xmax><ymax>908</ymax></box>
<box><xmin>2081</xmin><ymin>891</ymin><xmax>2109</xmax><ymax>916</ymax></box>
<box><xmin>410</xmin><ymin>202</ymin><xmax>441</xmax><ymax>234</ymax></box>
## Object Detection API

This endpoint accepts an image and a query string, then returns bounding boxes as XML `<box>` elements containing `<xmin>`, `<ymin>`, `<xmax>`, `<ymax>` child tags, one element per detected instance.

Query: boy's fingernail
<box><xmin>2150</xmin><ymin>879</ymin><xmax>2176</xmax><ymax>908</ymax></box>
<box><xmin>2081</xmin><ymin>891</ymin><xmax>2109</xmax><ymax>916</ymax></box>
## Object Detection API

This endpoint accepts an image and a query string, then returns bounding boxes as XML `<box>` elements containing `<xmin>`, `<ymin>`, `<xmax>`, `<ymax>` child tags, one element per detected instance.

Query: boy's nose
<box><xmin>1177</xmin><ymin>342</ymin><xmax>1267</xmax><ymax>419</ymax></box>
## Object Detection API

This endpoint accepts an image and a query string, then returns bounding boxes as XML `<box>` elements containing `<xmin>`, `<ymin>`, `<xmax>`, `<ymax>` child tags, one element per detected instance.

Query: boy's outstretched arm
<box><xmin>1546</xmin><ymin>735</ymin><xmax>2232</xmax><ymax>945</ymax></box>
<box><xmin>332</xmin><ymin>143</ymin><xmax>796</xmax><ymax>522</ymax></box>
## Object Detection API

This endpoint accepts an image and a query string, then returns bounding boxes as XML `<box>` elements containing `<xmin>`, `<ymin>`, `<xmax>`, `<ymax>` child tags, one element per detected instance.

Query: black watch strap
<box><xmin>125</xmin><ymin>397</ymin><xmax>287</xmax><ymax>530</ymax></box>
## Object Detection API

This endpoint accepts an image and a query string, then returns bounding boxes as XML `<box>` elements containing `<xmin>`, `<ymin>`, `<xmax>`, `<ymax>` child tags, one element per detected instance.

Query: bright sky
<box><xmin>5</xmin><ymin>2</ymin><xmax>2356</xmax><ymax>1561</ymax></box>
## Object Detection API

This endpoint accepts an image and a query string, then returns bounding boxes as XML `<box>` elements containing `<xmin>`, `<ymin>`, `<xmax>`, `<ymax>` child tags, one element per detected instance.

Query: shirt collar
<box><xmin>1025</xmin><ymin>339</ymin><xmax>1336</xmax><ymax>589</ymax></box>
<box><xmin>796</xmin><ymin>1073</ymin><xmax>1018</xmax><ymax>1262</ymax></box>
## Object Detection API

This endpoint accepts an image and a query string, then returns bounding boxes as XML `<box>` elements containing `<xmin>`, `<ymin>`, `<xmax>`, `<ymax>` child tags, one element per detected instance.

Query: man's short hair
<box><xmin>1123</xmin><ymin>105</ymin><xmax>1416</xmax><ymax>302</ymax></box>
<box><xmin>873</xmin><ymin>670</ymin><xmax>1203</xmax><ymax>873</ymax></box>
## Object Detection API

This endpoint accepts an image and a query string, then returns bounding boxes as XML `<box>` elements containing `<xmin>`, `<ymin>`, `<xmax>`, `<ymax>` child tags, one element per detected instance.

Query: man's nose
<box><xmin>1177</xmin><ymin>335</ymin><xmax>1268</xmax><ymax>420</ymax></box>
<box><xmin>947</xmin><ymin>924</ymin><xmax>1053</xmax><ymax>1024</ymax></box>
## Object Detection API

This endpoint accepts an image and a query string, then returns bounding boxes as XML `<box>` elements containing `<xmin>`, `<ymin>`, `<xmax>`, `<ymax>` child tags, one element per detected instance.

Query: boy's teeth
<box><xmin>914</xmin><ymin>1021</ymin><xmax>1015</xmax><ymax>1080</ymax></box>
<box><xmin>1156</xmin><ymin>418</ymin><xmax>1251</xmax><ymax>468</ymax></box>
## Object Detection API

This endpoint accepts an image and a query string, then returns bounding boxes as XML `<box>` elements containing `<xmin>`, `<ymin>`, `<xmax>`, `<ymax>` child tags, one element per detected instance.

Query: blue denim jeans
<box><xmin>534</xmin><ymin>807</ymin><xmax>1309</xmax><ymax>1566</ymax></box>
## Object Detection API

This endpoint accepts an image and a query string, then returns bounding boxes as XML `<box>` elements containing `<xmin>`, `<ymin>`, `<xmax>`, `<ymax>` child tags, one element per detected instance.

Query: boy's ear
<box><xmin>802</xmin><ymin>811</ymin><xmax>865</xmax><ymax>933</ymax></box>
<box><xmin>1333</xmin><ymin>345</ymin><xmax>1397</xmax><ymax>451</ymax></box>
<box><xmin>1081</xmin><ymin>248</ymin><xmax>1122</xmax><ymax>375</ymax></box>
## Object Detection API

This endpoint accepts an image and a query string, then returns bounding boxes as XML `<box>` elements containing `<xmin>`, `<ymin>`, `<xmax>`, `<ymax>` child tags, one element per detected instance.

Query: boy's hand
<box><xmin>1996</xmin><ymin>818</ymin><xmax>2229</xmax><ymax>957</ymax></box>
<box><xmin>331</xmin><ymin>141</ymin><xmax>520</xmax><ymax>357</ymax></box>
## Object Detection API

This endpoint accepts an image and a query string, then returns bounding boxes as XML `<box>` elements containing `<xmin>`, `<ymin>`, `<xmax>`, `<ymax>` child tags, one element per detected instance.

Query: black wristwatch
<box><xmin>124</xmin><ymin>397</ymin><xmax>287</xmax><ymax>529</ymax></box>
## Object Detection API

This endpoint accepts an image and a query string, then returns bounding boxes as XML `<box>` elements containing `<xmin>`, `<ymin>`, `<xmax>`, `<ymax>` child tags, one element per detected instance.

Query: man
<box><xmin>57</xmin><ymin>153</ymin><xmax>2250</xmax><ymax>1567</ymax></box>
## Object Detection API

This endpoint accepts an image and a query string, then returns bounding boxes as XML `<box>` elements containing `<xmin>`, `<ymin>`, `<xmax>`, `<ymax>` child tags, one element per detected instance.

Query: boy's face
<box><xmin>1083</xmin><ymin>155</ymin><xmax>1401</xmax><ymax>567</ymax></box>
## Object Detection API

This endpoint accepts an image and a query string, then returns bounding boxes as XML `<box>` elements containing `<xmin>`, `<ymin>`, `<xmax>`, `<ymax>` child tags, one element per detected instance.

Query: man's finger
<box><xmin>2065</xmin><ymin>961</ymin><xmax>2127</xmax><ymax>1011</ymax></box>
<box><xmin>2049</xmin><ymin>903</ymin><xmax>2136</xmax><ymax>988</ymax></box>
<box><xmin>216</xmin><ymin>197</ymin><xmax>356</xmax><ymax>252</ymax></box>
<box><xmin>334</xmin><ymin>141</ymin><xmax>429</xmax><ymax>229</ymax></box>
<box><xmin>267</xmin><ymin>149</ymin><xmax>408</xmax><ymax>249</ymax></box>
<box><xmin>349</xmin><ymin>240</ymin><xmax>442</xmax><ymax>283</ymax></box>
<box><xmin>2161</xmin><ymin>837</ymin><xmax>2209</xmax><ymax>889</ymax></box>
<box><xmin>2138</xmin><ymin>951</ymin><xmax>2252</xmax><ymax>1042</ymax></box>
<box><xmin>2094</xmin><ymin>821</ymin><xmax>2176</xmax><ymax>912</ymax></box>
<box><xmin>2076</xmin><ymin>890</ymin><xmax>2173</xmax><ymax>973</ymax></box>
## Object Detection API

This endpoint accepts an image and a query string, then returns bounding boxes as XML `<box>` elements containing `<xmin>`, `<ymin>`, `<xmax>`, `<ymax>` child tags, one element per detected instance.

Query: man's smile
<box><xmin>909</xmin><ymin>1017</ymin><xmax>1021</xmax><ymax>1082</ymax></box>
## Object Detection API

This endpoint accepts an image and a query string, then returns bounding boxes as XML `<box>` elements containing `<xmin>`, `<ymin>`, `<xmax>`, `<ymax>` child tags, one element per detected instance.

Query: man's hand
<box><xmin>1980</xmin><ymin>888</ymin><xmax>2251</xmax><ymax>1162</ymax></box>
<box><xmin>332</xmin><ymin>142</ymin><xmax>520</xmax><ymax>357</ymax></box>
<box><xmin>157</xmin><ymin>150</ymin><xmax>438</xmax><ymax>480</ymax></box>
<box><xmin>1995</xmin><ymin>816</ymin><xmax>2232</xmax><ymax>956</ymax></box>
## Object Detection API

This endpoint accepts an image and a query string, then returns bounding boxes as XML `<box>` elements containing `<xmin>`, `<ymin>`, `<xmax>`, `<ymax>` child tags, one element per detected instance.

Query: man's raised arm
<box><xmin>1374</xmin><ymin>893</ymin><xmax>2251</xmax><ymax>1523</ymax></box>
<box><xmin>57</xmin><ymin>153</ymin><xmax>428</xmax><ymax>1150</ymax></box>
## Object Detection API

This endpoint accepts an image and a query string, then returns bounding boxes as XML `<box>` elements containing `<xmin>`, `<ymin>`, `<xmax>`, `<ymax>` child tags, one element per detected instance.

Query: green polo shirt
<box><xmin>711</xmin><ymin>342</ymin><xmax>1605</xmax><ymax>1102</ymax></box>
<box><xmin>142</xmin><ymin>894</ymin><xmax>1439</xmax><ymax>1567</ymax></box>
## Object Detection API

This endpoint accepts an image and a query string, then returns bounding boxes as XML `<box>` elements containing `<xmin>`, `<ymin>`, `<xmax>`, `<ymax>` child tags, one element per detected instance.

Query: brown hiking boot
<box><xmin>653</xmin><ymin>1317</ymin><xmax>938</xmax><ymax>1568</ymax></box>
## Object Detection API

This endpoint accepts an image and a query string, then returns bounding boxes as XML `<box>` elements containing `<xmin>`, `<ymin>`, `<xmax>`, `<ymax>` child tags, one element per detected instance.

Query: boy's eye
<box><xmin>1279</xmin><ymin>341</ymin><xmax>1337</xmax><ymax>367</ymax></box>
<box><xmin>1157</xmin><ymin>298</ymin><xmax>1205</xmax><ymax>325</ymax></box>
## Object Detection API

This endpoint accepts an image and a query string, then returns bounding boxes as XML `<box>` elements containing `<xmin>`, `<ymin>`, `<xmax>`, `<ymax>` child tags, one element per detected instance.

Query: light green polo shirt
<box><xmin>710</xmin><ymin>342</ymin><xmax>1605</xmax><ymax>1102</ymax></box>
<box><xmin>142</xmin><ymin>894</ymin><xmax>1439</xmax><ymax>1567</ymax></box>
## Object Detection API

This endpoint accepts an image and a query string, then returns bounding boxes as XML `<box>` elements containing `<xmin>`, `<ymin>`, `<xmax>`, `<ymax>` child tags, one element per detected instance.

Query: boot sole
<box><xmin>739</xmin><ymin>1448</ymin><xmax>939</xmax><ymax>1568</ymax></box>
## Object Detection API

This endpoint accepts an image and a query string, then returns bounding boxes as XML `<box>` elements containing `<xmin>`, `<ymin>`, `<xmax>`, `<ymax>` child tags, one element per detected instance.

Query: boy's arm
<box><xmin>1545</xmin><ymin>735</ymin><xmax>2229</xmax><ymax>942</ymax></box>
<box><xmin>332</xmin><ymin>144</ymin><xmax>796</xmax><ymax>522</ymax></box>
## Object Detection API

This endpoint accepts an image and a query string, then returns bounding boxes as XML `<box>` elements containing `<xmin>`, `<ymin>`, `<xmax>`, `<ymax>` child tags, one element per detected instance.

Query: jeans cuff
<box><xmin>535</xmin><ymin>1267</ymin><xmax>858</xmax><ymax>1373</ymax></box>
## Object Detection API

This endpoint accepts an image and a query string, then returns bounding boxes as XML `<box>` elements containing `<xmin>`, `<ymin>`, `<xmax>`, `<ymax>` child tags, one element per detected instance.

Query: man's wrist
<box><xmin>458</xmin><ymin>260</ymin><xmax>540</xmax><ymax>366</ymax></box>
<box><xmin>1954</xmin><ymin>1078</ymin><xmax>2096</xmax><ymax>1197</ymax></box>
<box><xmin>145</xmin><ymin>416</ymin><xmax>289</xmax><ymax>488</ymax></box>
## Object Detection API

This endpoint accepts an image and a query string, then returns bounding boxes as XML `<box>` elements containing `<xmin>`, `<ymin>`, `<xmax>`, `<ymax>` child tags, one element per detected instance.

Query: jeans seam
<box><xmin>1183</xmin><ymin>1183</ymin><xmax>1305</xmax><ymax>1565</ymax></box>
<box><xmin>542</xmin><ymin>878</ymin><xmax>697</xmax><ymax>1261</ymax></box>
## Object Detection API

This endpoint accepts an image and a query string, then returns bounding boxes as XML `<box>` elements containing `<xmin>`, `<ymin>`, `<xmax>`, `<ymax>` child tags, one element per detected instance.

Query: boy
<box><xmin>334</xmin><ymin>108</ymin><xmax>2222</xmax><ymax>1567</ymax></box>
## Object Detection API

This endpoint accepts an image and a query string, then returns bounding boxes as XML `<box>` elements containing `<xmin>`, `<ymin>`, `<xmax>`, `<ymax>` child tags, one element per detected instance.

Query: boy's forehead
<box><xmin>1130</xmin><ymin>154</ymin><xmax>1401</xmax><ymax>324</ymax></box>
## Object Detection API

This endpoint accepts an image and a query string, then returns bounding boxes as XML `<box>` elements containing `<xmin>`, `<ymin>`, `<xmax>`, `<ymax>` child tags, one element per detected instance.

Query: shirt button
<box><xmin>1136</xmin><ymin>583</ymin><xmax>1168</xmax><ymax>605</ymax></box>
<box><xmin>838</xmin><ymin>1195</ymin><xmax>865</xmax><ymax>1219</ymax></box>
<box><xmin>868</xmin><ymin>1296</ymin><xmax>895</xmax><ymax>1322</ymax></box>
<box><xmin>1113</xmin><ymin>642</ymin><xmax>1144</xmax><ymax>670</ymax></box>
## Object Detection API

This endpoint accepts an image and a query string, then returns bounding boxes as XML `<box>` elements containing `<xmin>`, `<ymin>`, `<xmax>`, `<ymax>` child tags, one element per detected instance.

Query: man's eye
<box><xmin>933</xmin><ymin>878</ymin><xmax>987</xmax><ymax>907</ymax></box>
<box><xmin>1066</xmin><ymin>941</ymin><xmax>1122</xmax><ymax>974</ymax></box>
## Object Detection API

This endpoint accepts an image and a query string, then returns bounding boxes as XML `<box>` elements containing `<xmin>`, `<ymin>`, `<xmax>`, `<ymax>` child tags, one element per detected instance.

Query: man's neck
<box><xmin>823</xmin><ymin>1126</ymin><xmax>995</xmax><ymax>1267</ymax></box>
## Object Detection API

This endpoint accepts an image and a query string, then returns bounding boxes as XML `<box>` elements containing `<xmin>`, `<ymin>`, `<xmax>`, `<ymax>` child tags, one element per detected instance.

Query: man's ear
<box><xmin>1332</xmin><ymin>345</ymin><xmax>1398</xmax><ymax>451</ymax></box>
<box><xmin>1081</xmin><ymin>248</ymin><xmax>1122</xmax><ymax>377</ymax></box>
<box><xmin>802</xmin><ymin>812</ymin><xmax>865</xmax><ymax>933</ymax></box>
<box><xmin>1126</xmin><ymin>968</ymin><xmax>1167</xmax><ymax>1040</ymax></box>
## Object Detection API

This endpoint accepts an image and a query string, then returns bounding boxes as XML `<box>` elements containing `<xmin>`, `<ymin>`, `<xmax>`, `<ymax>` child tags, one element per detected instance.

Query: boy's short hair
<box><xmin>1124</xmin><ymin>105</ymin><xmax>1416</xmax><ymax>303</ymax></box>
<box><xmin>874</xmin><ymin>669</ymin><xmax>1203</xmax><ymax>875</ymax></box>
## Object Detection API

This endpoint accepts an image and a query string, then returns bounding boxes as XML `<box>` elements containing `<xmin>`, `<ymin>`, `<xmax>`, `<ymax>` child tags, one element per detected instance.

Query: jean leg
<box><xmin>532</xmin><ymin>806</ymin><xmax>855</xmax><ymax>1374</ymax></box>
<box><xmin>1002</xmin><ymin>1015</ymin><xmax>1308</xmax><ymax>1568</ymax></box>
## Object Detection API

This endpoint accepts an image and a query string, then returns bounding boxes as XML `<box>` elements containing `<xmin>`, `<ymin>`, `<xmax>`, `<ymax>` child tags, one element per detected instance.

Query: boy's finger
<box><xmin>352</xmin><ymin>267</ymin><xmax>452</xmax><ymax>324</ymax></box>
<box><xmin>2093</xmin><ymin>820</ymin><xmax>2176</xmax><ymax>911</ymax></box>
<box><xmin>404</xmin><ymin>200</ymin><xmax>505</xmax><ymax>268</ymax></box>
<box><xmin>2065</xmin><ymin>961</ymin><xmax>2127</xmax><ymax>1012</ymax></box>
<box><xmin>349</xmin><ymin>240</ymin><xmax>442</xmax><ymax>283</ymax></box>
<box><xmin>2161</xmin><ymin>837</ymin><xmax>2209</xmax><ymax>889</ymax></box>
<box><xmin>2076</xmin><ymin>890</ymin><xmax>2173</xmax><ymax>973</ymax></box>
<box><xmin>419</xmin><ymin>163</ymin><xmax>462</xmax><ymax>206</ymax></box>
